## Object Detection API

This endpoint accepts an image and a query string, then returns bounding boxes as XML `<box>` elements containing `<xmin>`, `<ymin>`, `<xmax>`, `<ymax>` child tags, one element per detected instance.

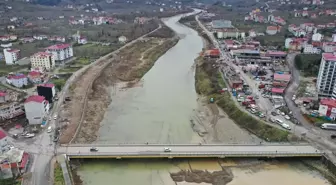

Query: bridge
<box><xmin>57</xmin><ymin>144</ymin><xmax>323</xmax><ymax>159</ymax></box>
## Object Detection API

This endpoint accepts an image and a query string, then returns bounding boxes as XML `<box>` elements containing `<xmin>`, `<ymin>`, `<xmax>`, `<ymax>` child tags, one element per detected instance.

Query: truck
<box><xmin>321</xmin><ymin>123</ymin><xmax>336</xmax><ymax>130</ymax></box>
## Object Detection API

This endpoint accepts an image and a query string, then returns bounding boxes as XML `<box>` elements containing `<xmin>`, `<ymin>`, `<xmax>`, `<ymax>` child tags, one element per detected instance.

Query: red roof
<box><xmin>7</xmin><ymin>74</ymin><xmax>26</xmax><ymax>80</ymax></box>
<box><xmin>320</xmin><ymin>98</ymin><xmax>336</xmax><ymax>108</ymax></box>
<box><xmin>28</xmin><ymin>71</ymin><xmax>41</xmax><ymax>76</ymax></box>
<box><xmin>46</xmin><ymin>43</ymin><xmax>71</xmax><ymax>50</ymax></box>
<box><xmin>7</xmin><ymin>49</ymin><xmax>20</xmax><ymax>53</ymax></box>
<box><xmin>266</xmin><ymin>51</ymin><xmax>287</xmax><ymax>56</ymax></box>
<box><xmin>0</xmin><ymin>92</ymin><xmax>6</xmax><ymax>97</ymax></box>
<box><xmin>20</xmin><ymin>153</ymin><xmax>29</xmax><ymax>169</ymax></box>
<box><xmin>25</xmin><ymin>95</ymin><xmax>45</xmax><ymax>103</ymax></box>
<box><xmin>267</xmin><ymin>26</ymin><xmax>278</xmax><ymax>31</ymax></box>
<box><xmin>274</xmin><ymin>74</ymin><xmax>291</xmax><ymax>81</ymax></box>
<box><xmin>32</xmin><ymin>52</ymin><xmax>52</xmax><ymax>58</ymax></box>
<box><xmin>271</xmin><ymin>88</ymin><xmax>285</xmax><ymax>94</ymax></box>
<box><xmin>323</xmin><ymin>53</ymin><xmax>336</xmax><ymax>61</ymax></box>
<box><xmin>0</xmin><ymin>130</ymin><xmax>7</xmax><ymax>140</ymax></box>
<box><xmin>38</xmin><ymin>83</ymin><xmax>55</xmax><ymax>88</ymax></box>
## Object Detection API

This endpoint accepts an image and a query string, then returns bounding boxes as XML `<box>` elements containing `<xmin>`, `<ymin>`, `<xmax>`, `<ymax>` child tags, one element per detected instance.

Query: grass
<box><xmin>0</xmin><ymin>61</ymin><xmax>29</xmax><ymax>76</ymax></box>
<box><xmin>54</xmin><ymin>162</ymin><xmax>65</xmax><ymax>185</ymax></box>
<box><xmin>59</xmin><ymin>67</ymin><xmax>82</xmax><ymax>73</ymax></box>
<box><xmin>73</xmin><ymin>43</ymin><xmax>120</xmax><ymax>59</ymax></box>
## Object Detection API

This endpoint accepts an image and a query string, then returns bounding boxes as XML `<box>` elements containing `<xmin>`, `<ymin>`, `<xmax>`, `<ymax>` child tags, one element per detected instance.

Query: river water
<box><xmin>76</xmin><ymin>13</ymin><xmax>333</xmax><ymax>185</ymax></box>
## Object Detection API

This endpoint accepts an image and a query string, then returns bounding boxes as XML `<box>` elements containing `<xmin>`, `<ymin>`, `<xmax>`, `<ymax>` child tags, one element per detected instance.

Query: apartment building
<box><xmin>3</xmin><ymin>48</ymin><xmax>20</xmax><ymax>65</ymax></box>
<box><xmin>0</xmin><ymin>103</ymin><xmax>24</xmax><ymax>120</ymax></box>
<box><xmin>30</xmin><ymin>52</ymin><xmax>55</xmax><ymax>70</ymax></box>
<box><xmin>317</xmin><ymin>53</ymin><xmax>336</xmax><ymax>97</ymax></box>
<box><xmin>6</xmin><ymin>74</ymin><xmax>28</xmax><ymax>88</ymax></box>
<box><xmin>45</xmin><ymin>44</ymin><xmax>73</xmax><ymax>62</ymax></box>
<box><xmin>24</xmin><ymin>95</ymin><xmax>49</xmax><ymax>125</ymax></box>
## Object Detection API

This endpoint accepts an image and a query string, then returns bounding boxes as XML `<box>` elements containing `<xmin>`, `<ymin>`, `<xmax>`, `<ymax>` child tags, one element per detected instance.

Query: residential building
<box><xmin>0</xmin><ymin>103</ymin><xmax>24</xmax><ymax>120</ymax></box>
<box><xmin>248</xmin><ymin>30</ymin><xmax>257</xmax><ymax>38</ymax></box>
<box><xmin>303</xmin><ymin>44</ymin><xmax>321</xmax><ymax>54</ymax></box>
<box><xmin>265</xmin><ymin>51</ymin><xmax>287</xmax><ymax>59</ymax></box>
<box><xmin>0</xmin><ymin>130</ymin><xmax>8</xmax><ymax>153</ymax></box>
<box><xmin>323</xmin><ymin>42</ymin><xmax>336</xmax><ymax>53</ymax></box>
<box><xmin>3</xmin><ymin>48</ymin><xmax>20</xmax><ymax>65</ymax></box>
<box><xmin>30</xmin><ymin>52</ymin><xmax>55</xmax><ymax>70</ymax></box>
<box><xmin>266</xmin><ymin>26</ymin><xmax>278</xmax><ymax>35</ymax></box>
<box><xmin>37</xmin><ymin>84</ymin><xmax>56</xmax><ymax>104</ymax></box>
<box><xmin>24</xmin><ymin>95</ymin><xmax>49</xmax><ymax>125</ymax></box>
<box><xmin>45</xmin><ymin>44</ymin><xmax>73</xmax><ymax>62</ymax></box>
<box><xmin>333</xmin><ymin>34</ymin><xmax>336</xmax><ymax>42</ymax></box>
<box><xmin>312</xmin><ymin>33</ymin><xmax>322</xmax><ymax>41</ymax></box>
<box><xmin>211</xmin><ymin>20</ymin><xmax>233</xmax><ymax>29</ymax></box>
<box><xmin>273</xmin><ymin>73</ymin><xmax>291</xmax><ymax>87</ymax></box>
<box><xmin>6</xmin><ymin>74</ymin><xmax>28</xmax><ymax>88</ymax></box>
<box><xmin>318</xmin><ymin>98</ymin><xmax>336</xmax><ymax>118</ymax></box>
<box><xmin>0</xmin><ymin>92</ymin><xmax>9</xmax><ymax>103</ymax></box>
<box><xmin>0</xmin><ymin>148</ymin><xmax>30</xmax><ymax>176</ymax></box>
<box><xmin>27</xmin><ymin>71</ymin><xmax>42</xmax><ymax>84</ymax></box>
<box><xmin>317</xmin><ymin>53</ymin><xmax>336</xmax><ymax>97</ymax></box>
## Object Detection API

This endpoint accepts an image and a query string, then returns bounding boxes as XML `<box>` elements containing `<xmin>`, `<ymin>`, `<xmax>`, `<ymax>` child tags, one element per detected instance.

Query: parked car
<box><xmin>269</xmin><ymin>117</ymin><xmax>276</xmax><ymax>123</ymax></box>
<box><xmin>271</xmin><ymin>112</ymin><xmax>277</xmax><ymax>116</ymax></box>
<box><xmin>284</xmin><ymin>115</ymin><xmax>290</xmax><ymax>120</ymax></box>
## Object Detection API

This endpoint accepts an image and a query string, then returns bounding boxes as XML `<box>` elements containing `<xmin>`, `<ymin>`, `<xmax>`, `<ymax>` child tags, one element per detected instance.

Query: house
<box><xmin>3</xmin><ymin>48</ymin><xmax>20</xmax><ymax>65</ymax></box>
<box><xmin>318</xmin><ymin>98</ymin><xmax>336</xmax><ymax>118</ymax></box>
<box><xmin>0</xmin><ymin>103</ymin><xmax>24</xmax><ymax>120</ymax></box>
<box><xmin>45</xmin><ymin>44</ymin><xmax>73</xmax><ymax>62</ymax></box>
<box><xmin>24</xmin><ymin>95</ymin><xmax>49</xmax><ymax>125</ymax></box>
<box><xmin>0</xmin><ymin>148</ymin><xmax>30</xmax><ymax>176</ymax></box>
<box><xmin>322</xmin><ymin>42</ymin><xmax>336</xmax><ymax>53</ymax></box>
<box><xmin>302</xmin><ymin>11</ymin><xmax>309</xmax><ymax>17</ymax></box>
<box><xmin>6</xmin><ymin>74</ymin><xmax>28</xmax><ymax>88</ymax></box>
<box><xmin>204</xmin><ymin>49</ymin><xmax>220</xmax><ymax>58</ymax></box>
<box><xmin>78</xmin><ymin>36</ymin><xmax>87</xmax><ymax>44</ymax></box>
<box><xmin>0</xmin><ymin>129</ymin><xmax>8</xmax><ymax>153</ymax></box>
<box><xmin>0</xmin><ymin>92</ymin><xmax>9</xmax><ymax>103</ymax></box>
<box><xmin>118</xmin><ymin>36</ymin><xmax>127</xmax><ymax>43</ymax></box>
<box><xmin>228</xmin><ymin>76</ymin><xmax>243</xmax><ymax>89</ymax></box>
<box><xmin>303</xmin><ymin>44</ymin><xmax>321</xmax><ymax>54</ymax></box>
<box><xmin>28</xmin><ymin>71</ymin><xmax>42</xmax><ymax>84</ymax></box>
<box><xmin>211</xmin><ymin>20</ymin><xmax>233</xmax><ymax>29</ymax></box>
<box><xmin>271</xmin><ymin>88</ymin><xmax>285</xmax><ymax>96</ymax></box>
<box><xmin>266</xmin><ymin>26</ymin><xmax>278</xmax><ymax>35</ymax></box>
<box><xmin>37</xmin><ymin>84</ymin><xmax>56</xmax><ymax>104</ymax></box>
<box><xmin>30</xmin><ymin>52</ymin><xmax>55</xmax><ymax>70</ymax></box>
<box><xmin>312</xmin><ymin>33</ymin><xmax>322</xmax><ymax>41</ymax></box>
<box><xmin>248</xmin><ymin>30</ymin><xmax>257</xmax><ymax>38</ymax></box>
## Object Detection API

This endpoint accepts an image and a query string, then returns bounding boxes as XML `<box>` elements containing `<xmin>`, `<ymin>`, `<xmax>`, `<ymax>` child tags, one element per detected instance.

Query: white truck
<box><xmin>321</xmin><ymin>123</ymin><xmax>336</xmax><ymax>130</ymax></box>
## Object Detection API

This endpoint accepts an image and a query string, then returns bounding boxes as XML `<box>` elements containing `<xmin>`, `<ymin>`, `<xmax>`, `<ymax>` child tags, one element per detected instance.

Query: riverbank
<box><xmin>73</xmin><ymin>26</ymin><xmax>179</xmax><ymax>143</ymax></box>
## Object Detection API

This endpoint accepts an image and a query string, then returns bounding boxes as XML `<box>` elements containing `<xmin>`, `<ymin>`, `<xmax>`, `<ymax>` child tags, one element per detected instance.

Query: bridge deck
<box><xmin>58</xmin><ymin>144</ymin><xmax>323</xmax><ymax>158</ymax></box>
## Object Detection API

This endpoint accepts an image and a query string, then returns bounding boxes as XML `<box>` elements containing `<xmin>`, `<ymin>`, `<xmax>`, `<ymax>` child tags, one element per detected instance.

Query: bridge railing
<box><xmin>61</xmin><ymin>143</ymin><xmax>311</xmax><ymax>147</ymax></box>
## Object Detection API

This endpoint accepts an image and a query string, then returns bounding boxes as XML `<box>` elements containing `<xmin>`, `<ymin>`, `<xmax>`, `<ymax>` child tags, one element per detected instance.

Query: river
<box><xmin>76</xmin><ymin>13</ymin><xmax>333</xmax><ymax>185</ymax></box>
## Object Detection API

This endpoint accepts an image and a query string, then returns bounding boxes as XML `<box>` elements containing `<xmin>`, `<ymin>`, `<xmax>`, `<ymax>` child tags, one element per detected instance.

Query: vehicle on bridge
<box><xmin>164</xmin><ymin>148</ymin><xmax>171</xmax><ymax>152</ymax></box>
<box><xmin>90</xmin><ymin>147</ymin><xmax>98</xmax><ymax>152</ymax></box>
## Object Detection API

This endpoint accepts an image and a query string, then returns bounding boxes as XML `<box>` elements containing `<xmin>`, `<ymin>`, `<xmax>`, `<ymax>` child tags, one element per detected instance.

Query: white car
<box><xmin>284</xmin><ymin>115</ymin><xmax>290</xmax><ymax>120</ymax></box>
<box><xmin>164</xmin><ymin>148</ymin><xmax>172</xmax><ymax>152</ymax></box>
<box><xmin>54</xmin><ymin>115</ymin><xmax>58</xmax><ymax>120</ymax></box>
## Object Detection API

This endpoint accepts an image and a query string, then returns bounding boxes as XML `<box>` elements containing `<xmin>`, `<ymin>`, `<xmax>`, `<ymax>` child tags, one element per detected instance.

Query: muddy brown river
<box><xmin>76</xmin><ymin>12</ymin><xmax>333</xmax><ymax>185</ymax></box>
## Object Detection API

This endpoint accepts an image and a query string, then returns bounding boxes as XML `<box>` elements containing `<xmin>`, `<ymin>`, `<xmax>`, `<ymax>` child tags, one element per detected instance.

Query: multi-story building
<box><xmin>3</xmin><ymin>48</ymin><xmax>20</xmax><ymax>65</ymax></box>
<box><xmin>27</xmin><ymin>71</ymin><xmax>42</xmax><ymax>84</ymax></box>
<box><xmin>6</xmin><ymin>74</ymin><xmax>28</xmax><ymax>88</ymax></box>
<box><xmin>37</xmin><ymin>83</ymin><xmax>56</xmax><ymax>104</ymax></box>
<box><xmin>0</xmin><ymin>103</ymin><xmax>24</xmax><ymax>120</ymax></box>
<box><xmin>24</xmin><ymin>95</ymin><xmax>49</xmax><ymax>125</ymax></box>
<box><xmin>30</xmin><ymin>52</ymin><xmax>55</xmax><ymax>70</ymax></box>
<box><xmin>45</xmin><ymin>44</ymin><xmax>73</xmax><ymax>62</ymax></box>
<box><xmin>317</xmin><ymin>53</ymin><xmax>336</xmax><ymax>97</ymax></box>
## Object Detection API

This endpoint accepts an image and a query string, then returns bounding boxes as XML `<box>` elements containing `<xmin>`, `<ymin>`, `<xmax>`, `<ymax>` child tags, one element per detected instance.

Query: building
<box><xmin>30</xmin><ymin>52</ymin><xmax>55</xmax><ymax>70</ymax></box>
<box><xmin>271</xmin><ymin>88</ymin><xmax>285</xmax><ymax>96</ymax></box>
<box><xmin>0</xmin><ymin>92</ymin><xmax>9</xmax><ymax>103</ymax></box>
<box><xmin>317</xmin><ymin>53</ymin><xmax>336</xmax><ymax>97</ymax></box>
<box><xmin>322</xmin><ymin>42</ymin><xmax>336</xmax><ymax>53</ymax></box>
<box><xmin>3</xmin><ymin>48</ymin><xmax>20</xmax><ymax>65</ymax></box>
<box><xmin>273</xmin><ymin>73</ymin><xmax>291</xmax><ymax>88</ymax></box>
<box><xmin>0</xmin><ymin>103</ymin><xmax>24</xmax><ymax>120</ymax></box>
<box><xmin>27</xmin><ymin>71</ymin><xmax>42</xmax><ymax>84</ymax></box>
<box><xmin>318</xmin><ymin>98</ymin><xmax>336</xmax><ymax>118</ymax></box>
<box><xmin>118</xmin><ymin>36</ymin><xmax>127</xmax><ymax>43</ymax></box>
<box><xmin>312</xmin><ymin>33</ymin><xmax>322</xmax><ymax>41</ymax></box>
<box><xmin>6</xmin><ymin>74</ymin><xmax>28</xmax><ymax>88</ymax></box>
<box><xmin>203</xmin><ymin>49</ymin><xmax>220</xmax><ymax>58</ymax></box>
<box><xmin>266</xmin><ymin>26</ymin><xmax>278</xmax><ymax>35</ymax></box>
<box><xmin>37</xmin><ymin>84</ymin><xmax>56</xmax><ymax>104</ymax></box>
<box><xmin>211</xmin><ymin>20</ymin><xmax>233</xmax><ymax>29</ymax></box>
<box><xmin>24</xmin><ymin>95</ymin><xmax>49</xmax><ymax>125</ymax></box>
<box><xmin>0</xmin><ymin>130</ymin><xmax>8</xmax><ymax>153</ymax></box>
<box><xmin>265</xmin><ymin>51</ymin><xmax>287</xmax><ymax>59</ymax></box>
<box><xmin>45</xmin><ymin>44</ymin><xmax>73</xmax><ymax>62</ymax></box>
<box><xmin>0</xmin><ymin>148</ymin><xmax>30</xmax><ymax>176</ymax></box>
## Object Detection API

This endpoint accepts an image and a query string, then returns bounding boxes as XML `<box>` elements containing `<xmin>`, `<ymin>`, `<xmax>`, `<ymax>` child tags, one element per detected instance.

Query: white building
<box><xmin>333</xmin><ymin>34</ymin><xmax>336</xmax><ymax>42</ymax></box>
<box><xmin>118</xmin><ymin>36</ymin><xmax>127</xmax><ymax>43</ymax></box>
<box><xmin>3</xmin><ymin>48</ymin><xmax>20</xmax><ymax>65</ymax></box>
<box><xmin>0</xmin><ymin>130</ymin><xmax>8</xmax><ymax>153</ymax></box>
<box><xmin>312</xmin><ymin>33</ymin><xmax>322</xmax><ymax>41</ymax></box>
<box><xmin>30</xmin><ymin>52</ymin><xmax>55</xmax><ymax>70</ymax></box>
<box><xmin>45</xmin><ymin>44</ymin><xmax>73</xmax><ymax>62</ymax></box>
<box><xmin>317</xmin><ymin>53</ymin><xmax>336</xmax><ymax>97</ymax></box>
<box><xmin>6</xmin><ymin>74</ymin><xmax>28</xmax><ymax>88</ymax></box>
<box><xmin>24</xmin><ymin>95</ymin><xmax>49</xmax><ymax>125</ymax></box>
<box><xmin>303</xmin><ymin>44</ymin><xmax>321</xmax><ymax>54</ymax></box>
<box><xmin>285</xmin><ymin>38</ymin><xmax>293</xmax><ymax>49</ymax></box>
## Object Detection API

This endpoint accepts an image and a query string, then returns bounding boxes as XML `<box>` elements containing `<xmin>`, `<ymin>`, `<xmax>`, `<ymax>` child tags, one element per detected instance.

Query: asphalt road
<box><xmin>58</xmin><ymin>144</ymin><xmax>321</xmax><ymax>156</ymax></box>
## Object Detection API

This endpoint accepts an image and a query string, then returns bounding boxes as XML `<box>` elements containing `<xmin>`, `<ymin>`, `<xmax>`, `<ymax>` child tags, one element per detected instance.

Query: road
<box><xmin>8</xmin><ymin>24</ymin><xmax>163</xmax><ymax>185</ymax></box>
<box><xmin>195</xmin><ymin>15</ymin><xmax>336</xmax><ymax>164</ymax></box>
<box><xmin>58</xmin><ymin>144</ymin><xmax>321</xmax><ymax>157</ymax></box>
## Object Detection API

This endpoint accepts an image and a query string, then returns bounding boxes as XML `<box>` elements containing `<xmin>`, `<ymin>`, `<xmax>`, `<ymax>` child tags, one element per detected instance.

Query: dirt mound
<box><xmin>170</xmin><ymin>169</ymin><xmax>233</xmax><ymax>185</ymax></box>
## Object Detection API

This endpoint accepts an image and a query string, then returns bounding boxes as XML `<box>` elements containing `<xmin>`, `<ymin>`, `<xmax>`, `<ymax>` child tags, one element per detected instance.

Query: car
<box><xmin>284</xmin><ymin>115</ymin><xmax>290</xmax><ymax>120</ymax></box>
<box><xmin>47</xmin><ymin>126</ymin><xmax>53</xmax><ymax>133</ymax></box>
<box><xmin>164</xmin><ymin>148</ymin><xmax>172</xmax><ymax>152</ymax></box>
<box><xmin>331</xmin><ymin>135</ymin><xmax>336</xmax><ymax>139</ymax></box>
<box><xmin>90</xmin><ymin>147</ymin><xmax>98</xmax><ymax>152</ymax></box>
<box><xmin>54</xmin><ymin>115</ymin><xmax>57</xmax><ymax>120</ymax></box>
<box><xmin>24</xmin><ymin>133</ymin><xmax>35</xmax><ymax>138</ymax></box>
<box><xmin>271</xmin><ymin>112</ymin><xmax>277</xmax><ymax>116</ymax></box>
<box><xmin>269</xmin><ymin>117</ymin><xmax>276</xmax><ymax>123</ymax></box>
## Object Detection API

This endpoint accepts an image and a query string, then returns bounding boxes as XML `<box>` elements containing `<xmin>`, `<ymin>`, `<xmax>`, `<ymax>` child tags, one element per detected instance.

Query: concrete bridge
<box><xmin>58</xmin><ymin>144</ymin><xmax>323</xmax><ymax>159</ymax></box>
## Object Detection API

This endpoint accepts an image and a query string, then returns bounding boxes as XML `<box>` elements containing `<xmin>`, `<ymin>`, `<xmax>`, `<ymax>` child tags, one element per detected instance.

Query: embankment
<box><xmin>74</xmin><ymin>27</ymin><xmax>179</xmax><ymax>143</ymax></box>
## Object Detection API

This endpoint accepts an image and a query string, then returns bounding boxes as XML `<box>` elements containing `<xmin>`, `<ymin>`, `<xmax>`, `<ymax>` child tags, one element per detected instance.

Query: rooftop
<box><xmin>25</xmin><ymin>95</ymin><xmax>45</xmax><ymax>103</ymax></box>
<box><xmin>271</xmin><ymin>88</ymin><xmax>285</xmax><ymax>94</ymax></box>
<box><xmin>0</xmin><ymin>148</ymin><xmax>24</xmax><ymax>163</ymax></box>
<box><xmin>0</xmin><ymin>129</ymin><xmax>6</xmax><ymax>140</ymax></box>
<box><xmin>274</xmin><ymin>73</ymin><xmax>291</xmax><ymax>81</ymax></box>
<box><xmin>38</xmin><ymin>83</ymin><xmax>55</xmax><ymax>88</ymax></box>
<box><xmin>7</xmin><ymin>74</ymin><xmax>26</xmax><ymax>80</ymax></box>
<box><xmin>267</xmin><ymin>26</ymin><xmax>278</xmax><ymax>30</ymax></box>
<box><xmin>212</xmin><ymin>20</ymin><xmax>233</xmax><ymax>29</ymax></box>
<box><xmin>0</xmin><ymin>92</ymin><xmax>6</xmax><ymax>97</ymax></box>
<box><xmin>28</xmin><ymin>71</ymin><xmax>41</xmax><ymax>76</ymax></box>
<box><xmin>266</xmin><ymin>51</ymin><xmax>287</xmax><ymax>56</ymax></box>
<box><xmin>323</xmin><ymin>53</ymin><xmax>336</xmax><ymax>61</ymax></box>
<box><xmin>320</xmin><ymin>98</ymin><xmax>336</xmax><ymax>107</ymax></box>
<box><xmin>32</xmin><ymin>52</ymin><xmax>52</xmax><ymax>58</ymax></box>
<box><xmin>46</xmin><ymin>43</ymin><xmax>71</xmax><ymax>50</ymax></box>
